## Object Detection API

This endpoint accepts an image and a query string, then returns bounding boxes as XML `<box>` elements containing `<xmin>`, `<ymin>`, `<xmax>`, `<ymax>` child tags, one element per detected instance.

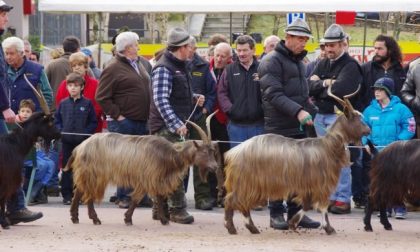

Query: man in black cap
<box><xmin>258</xmin><ymin>18</ymin><xmax>320</xmax><ymax>230</ymax></box>
<box><xmin>149</xmin><ymin>27</ymin><xmax>204</xmax><ymax>224</ymax></box>
<box><xmin>308</xmin><ymin>24</ymin><xmax>362</xmax><ymax>215</ymax></box>
<box><xmin>0</xmin><ymin>0</ymin><xmax>44</xmax><ymax>225</ymax></box>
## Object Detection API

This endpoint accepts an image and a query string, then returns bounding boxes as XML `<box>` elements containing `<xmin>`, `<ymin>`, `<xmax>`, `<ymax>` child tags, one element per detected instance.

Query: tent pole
<box><xmin>362</xmin><ymin>13</ymin><xmax>368</xmax><ymax>63</ymax></box>
<box><xmin>230</xmin><ymin>12</ymin><xmax>233</xmax><ymax>45</ymax></box>
<box><xmin>98</xmin><ymin>12</ymin><xmax>102</xmax><ymax>68</ymax></box>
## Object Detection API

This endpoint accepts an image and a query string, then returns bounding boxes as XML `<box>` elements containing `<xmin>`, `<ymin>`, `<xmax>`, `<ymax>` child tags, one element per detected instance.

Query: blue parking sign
<box><xmin>287</xmin><ymin>13</ymin><xmax>305</xmax><ymax>26</ymax></box>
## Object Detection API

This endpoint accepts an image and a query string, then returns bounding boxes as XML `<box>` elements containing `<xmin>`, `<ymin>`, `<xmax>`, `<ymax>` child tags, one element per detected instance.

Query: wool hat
<box><xmin>372</xmin><ymin>77</ymin><xmax>395</xmax><ymax>96</ymax></box>
<box><xmin>320</xmin><ymin>24</ymin><xmax>347</xmax><ymax>43</ymax></box>
<box><xmin>167</xmin><ymin>27</ymin><xmax>193</xmax><ymax>47</ymax></box>
<box><xmin>284</xmin><ymin>18</ymin><xmax>313</xmax><ymax>38</ymax></box>
<box><xmin>81</xmin><ymin>48</ymin><xmax>92</xmax><ymax>57</ymax></box>
<box><xmin>0</xmin><ymin>1</ymin><xmax>12</xmax><ymax>12</ymax></box>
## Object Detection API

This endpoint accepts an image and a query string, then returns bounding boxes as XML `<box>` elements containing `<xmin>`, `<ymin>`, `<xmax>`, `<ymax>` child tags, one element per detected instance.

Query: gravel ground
<box><xmin>1</xmin><ymin>183</ymin><xmax>419</xmax><ymax>252</ymax></box>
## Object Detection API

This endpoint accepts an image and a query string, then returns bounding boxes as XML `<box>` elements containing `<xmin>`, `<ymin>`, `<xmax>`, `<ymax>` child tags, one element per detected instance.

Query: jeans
<box><xmin>227</xmin><ymin>121</ymin><xmax>264</xmax><ymax>148</ymax></box>
<box><xmin>351</xmin><ymin>148</ymin><xmax>369</xmax><ymax>202</ymax></box>
<box><xmin>314</xmin><ymin>113</ymin><xmax>352</xmax><ymax>203</ymax></box>
<box><xmin>1</xmin><ymin>120</ymin><xmax>26</xmax><ymax>212</ymax></box>
<box><xmin>108</xmin><ymin>118</ymin><xmax>148</xmax><ymax>201</ymax></box>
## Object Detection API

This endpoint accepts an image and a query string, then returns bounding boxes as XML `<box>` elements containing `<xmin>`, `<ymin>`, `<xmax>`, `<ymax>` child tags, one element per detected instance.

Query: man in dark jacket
<box><xmin>360</xmin><ymin>35</ymin><xmax>406</xmax><ymax>110</ymax></box>
<box><xmin>309</xmin><ymin>24</ymin><xmax>362</xmax><ymax>215</ymax></box>
<box><xmin>217</xmin><ymin>35</ymin><xmax>264</xmax><ymax>147</ymax></box>
<box><xmin>258</xmin><ymin>18</ymin><xmax>320</xmax><ymax>230</ymax></box>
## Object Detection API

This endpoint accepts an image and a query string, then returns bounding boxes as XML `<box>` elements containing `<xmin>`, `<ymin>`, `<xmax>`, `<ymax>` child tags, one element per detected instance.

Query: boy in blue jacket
<box><xmin>55</xmin><ymin>73</ymin><xmax>97</xmax><ymax>205</ymax></box>
<box><xmin>363</xmin><ymin>77</ymin><xmax>415</xmax><ymax>219</ymax></box>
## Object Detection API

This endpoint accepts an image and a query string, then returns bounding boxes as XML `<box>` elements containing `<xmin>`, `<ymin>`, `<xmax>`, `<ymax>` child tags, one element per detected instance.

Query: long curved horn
<box><xmin>24</xmin><ymin>74</ymin><xmax>51</xmax><ymax>115</ymax></box>
<box><xmin>205</xmin><ymin>109</ymin><xmax>218</xmax><ymax>141</ymax></box>
<box><xmin>186</xmin><ymin>120</ymin><xmax>210</xmax><ymax>144</ymax></box>
<box><xmin>327</xmin><ymin>84</ymin><xmax>346</xmax><ymax>109</ymax></box>
<box><xmin>343</xmin><ymin>84</ymin><xmax>361</xmax><ymax>112</ymax></box>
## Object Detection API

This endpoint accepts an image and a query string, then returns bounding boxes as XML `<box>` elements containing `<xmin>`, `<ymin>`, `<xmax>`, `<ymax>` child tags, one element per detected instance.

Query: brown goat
<box><xmin>364</xmin><ymin>140</ymin><xmax>420</xmax><ymax>232</ymax></box>
<box><xmin>223</xmin><ymin>85</ymin><xmax>370</xmax><ymax>235</ymax></box>
<box><xmin>67</xmin><ymin>120</ymin><xmax>218</xmax><ymax>226</ymax></box>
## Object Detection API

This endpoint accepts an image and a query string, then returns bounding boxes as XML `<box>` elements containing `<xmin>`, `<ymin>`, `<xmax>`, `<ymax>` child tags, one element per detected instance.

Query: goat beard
<box><xmin>199</xmin><ymin>167</ymin><xmax>209</xmax><ymax>183</ymax></box>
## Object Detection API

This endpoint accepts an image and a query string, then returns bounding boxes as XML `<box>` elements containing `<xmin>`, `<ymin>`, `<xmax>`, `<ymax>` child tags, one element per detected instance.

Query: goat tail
<box><xmin>63</xmin><ymin>154</ymin><xmax>75</xmax><ymax>172</ymax></box>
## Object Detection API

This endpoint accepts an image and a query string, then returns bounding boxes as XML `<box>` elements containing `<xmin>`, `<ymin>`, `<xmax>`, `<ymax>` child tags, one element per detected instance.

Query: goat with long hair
<box><xmin>0</xmin><ymin>92</ymin><xmax>60</xmax><ymax>229</ymax></box>
<box><xmin>364</xmin><ymin>140</ymin><xmax>420</xmax><ymax>231</ymax></box>
<box><xmin>67</xmin><ymin>119</ymin><xmax>218</xmax><ymax>226</ymax></box>
<box><xmin>223</xmin><ymin>85</ymin><xmax>371</xmax><ymax>235</ymax></box>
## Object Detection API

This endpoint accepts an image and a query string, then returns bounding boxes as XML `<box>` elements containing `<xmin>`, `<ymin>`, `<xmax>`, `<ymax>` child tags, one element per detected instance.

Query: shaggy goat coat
<box><xmin>67</xmin><ymin>129</ymin><xmax>218</xmax><ymax>226</ymax></box>
<box><xmin>364</xmin><ymin>140</ymin><xmax>420</xmax><ymax>231</ymax></box>
<box><xmin>223</xmin><ymin>85</ymin><xmax>371</xmax><ymax>235</ymax></box>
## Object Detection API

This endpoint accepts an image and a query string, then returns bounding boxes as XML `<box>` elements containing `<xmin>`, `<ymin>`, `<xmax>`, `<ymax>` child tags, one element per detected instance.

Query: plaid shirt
<box><xmin>151</xmin><ymin>66</ymin><xmax>184</xmax><ymax>133</ymax></box>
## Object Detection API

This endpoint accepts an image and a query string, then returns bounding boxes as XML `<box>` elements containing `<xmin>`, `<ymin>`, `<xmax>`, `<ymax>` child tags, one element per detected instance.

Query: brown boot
<box><xmin>169</xmin><ymin>208</ymin><xmax>194</xmax><ymax>224</ymax></box>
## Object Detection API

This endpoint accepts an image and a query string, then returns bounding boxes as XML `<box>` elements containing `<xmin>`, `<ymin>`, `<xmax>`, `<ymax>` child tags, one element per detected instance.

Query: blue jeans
<box><xmin>47</xmin><ymin>145</ymin><xmax>60</xmax><ymax>189</ymax></box>
<box><xmin>227</xmin><ymin>122</ymin><xmax>264</xmax><ymax>148</ymax></box>
<box><xmin>108</xmin><ymin>118</ymin><xmax>148</xmax><ymax>201</ymax></box>
<box><xmin>1</xmin><ymin>120</ymin><xmax>26</xmax><ymax>212</ymax></box>
<box><xmin>314</xmin><ymin>113</ymin><xmax>352</xmax><ymax>203</ymax></box>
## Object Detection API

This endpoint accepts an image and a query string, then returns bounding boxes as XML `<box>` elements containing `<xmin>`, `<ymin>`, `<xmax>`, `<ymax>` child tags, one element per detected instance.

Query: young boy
<box><xmin>363</xmin><ymin>77</ymin><xmax>416</xmax><ymax>219</ymax></box>
<box><xmin>55</xmin><ymin>73</ymin><xmax>97</xmax><ymax>205</ymax></box>
<box><xmin>18</xmin><ymin>99</ymin><xmax>55</xmax><ymax>205</ymax></box>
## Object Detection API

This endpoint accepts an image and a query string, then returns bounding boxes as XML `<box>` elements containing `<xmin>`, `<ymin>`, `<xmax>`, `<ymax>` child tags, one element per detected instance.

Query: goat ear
<box><xmin>334</xmin><ymin>106</ymin><xmax>344</xmax><ymax>116</ymax></box>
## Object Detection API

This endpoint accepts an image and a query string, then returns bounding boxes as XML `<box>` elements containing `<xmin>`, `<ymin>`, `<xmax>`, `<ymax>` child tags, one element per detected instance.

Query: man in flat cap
<box><xmin>0</xmin><ymin>0</ymin><xmax>44</xmax><ymax>226</ymax></box>
<box><xmin>258</xmin><ymin>18</ymin><xmax>320</xmax><ymax>230</ymax></box>
<box><xmin>308</xmin><ymin>24</ymin><xmax>362</xmax><ymax>215</ymax></box>
<box><xmin>149</xmin><ymin>27</ymin><xmax>204</xmax><ymax>224</ymax></box>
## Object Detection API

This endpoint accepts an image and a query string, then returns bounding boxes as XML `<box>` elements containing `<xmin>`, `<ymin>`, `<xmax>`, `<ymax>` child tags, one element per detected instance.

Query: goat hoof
<box><xmin>1</xmin><ymin>223</ymin><xmax>10</xmax><ymax>229</ymax></box>
<box><xmin>160</xmin><ymin>218</ymin><xmax>169</xmax><ymax>225</ymax></box>
<box><xmin>71</xmin><ymin>218</ymin><xmax>79</xmax><ymax>224</ymax></box>
<box><xmin>364</xmin><ymin>225</ymin><xmax>373</xmax><ymax>232</ymax></box>
<box><xmin>125</xmin><ymin>220</ymin><xmax>133</xmax><ymax>226</ymax></box>
<box><xmin>245</xmin><ymin>224</ymin><xmax>260</xmax><ymax>234</ymax></box>
<box><xmin>93</xmin><ymin>219</ymin><xmax>101</xmax><ymax>225</ymax></box>
<box><xmin>225</xmin><ymin>223</ymin><xmax>237</xmax><ymax>235</ymax></box>
<box><xmin>384</xmin><ymin>225</ymin><xmax>393</xmax><ymax>231</ymax></box>
<box><xmin>325</xmin><ymin>227</ymin><xmax>336</xmax><ymax>235</ymax></box>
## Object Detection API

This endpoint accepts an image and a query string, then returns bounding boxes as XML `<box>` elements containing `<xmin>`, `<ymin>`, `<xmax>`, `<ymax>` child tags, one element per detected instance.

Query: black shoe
<box><xmin>6</xmin><ymin>208</ymin><xmax>43</xmax><ymax>225</ymax></box>
<box><xmin>270</xmin><ymin>215</ymin><xmax>288</xmax><ymax>230</ymax></box>
<box><xmin>63</xmin><ymin>198</ymin><xmax>71</xmax><ymax>205</ymax></box>
<box><xmin>195</xmin><ymin>199</ymin><xmax>213</xmax><ymax>210</ymax></box>
<box><xmin>46</xmin><ymin>186</ymin><xmax>60</xmax><ymax>197</ymax></box>
<box><xmin>170</xmin><ymin>208</ymin><xmax>194</xmax><ymax>224</ymax></box>
<box><xmin>298</xmin><ymin>215</ymin><xmax>321</xmax><ymax>229</ymax></box>
<box><xmin>109</xmin><ymin>195</ymin><xmax>118</xmax><ymax>203</ymax></box>
<box><xmin>118</xmin><ymin>199</ymin><xmax>130</xmax><ymax>209</ymax></box>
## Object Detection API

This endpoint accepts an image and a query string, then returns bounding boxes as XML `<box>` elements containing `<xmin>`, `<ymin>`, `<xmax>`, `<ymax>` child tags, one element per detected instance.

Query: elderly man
<box><xmin>3</xmin><ymin>37</ymin><xmax>52</xmax><ymax>113</ymax></box>
<box><xmin>149</xmin><ymin>27</ymin><xmax>204</xmax><ymax>224</ymax></box>
<box><xmin>0</xmin><ymin>1</ymin><xmax>44</xmax><ymax>225</ymax></box>
<box><xmin>96</xmin><ymin>31</ymin><xmax>151</xmax><ymax>209</ymax></box>
<box><xmin>258</xmin><ymin>18</ymin><xmax>320</xmax><ymax>230</ymax></box>
<box><xmin>260</xmin><ymin>35</ymin><xmax>280</xmax><ymax>59</ymax></box>
<box><xmin>309</xmin><ymin>24</ymin><xmax>362</xmax><ymax>214</ymax></box>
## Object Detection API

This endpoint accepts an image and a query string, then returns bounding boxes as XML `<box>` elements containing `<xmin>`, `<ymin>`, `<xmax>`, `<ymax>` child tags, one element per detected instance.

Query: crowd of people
<box><xmin>1</xmin><ymin>0</ymin><xmax>420</xmax><ymax>229</ymax></box>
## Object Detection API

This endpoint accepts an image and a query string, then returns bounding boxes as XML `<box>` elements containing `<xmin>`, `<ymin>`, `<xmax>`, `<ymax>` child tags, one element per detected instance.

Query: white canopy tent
<box><xmin>39</xmin><ymin>0</ymin><xmax>420</xmax><ymax>13</ymax></box>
